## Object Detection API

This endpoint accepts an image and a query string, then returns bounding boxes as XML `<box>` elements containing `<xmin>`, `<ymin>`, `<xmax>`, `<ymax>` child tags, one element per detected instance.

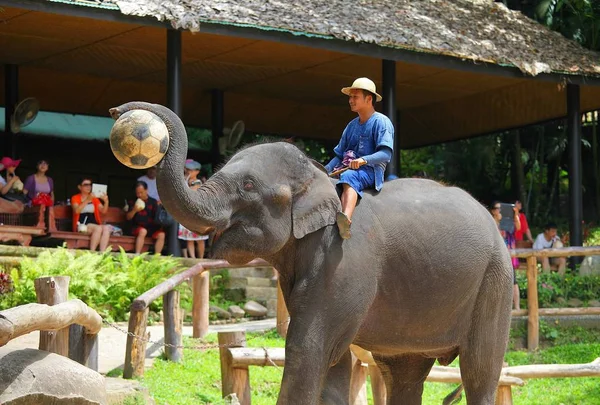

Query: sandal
<box><xmin>336</xmin><ymin>212</ymin><xmax>352</xmax><ymax>239</ymax></box>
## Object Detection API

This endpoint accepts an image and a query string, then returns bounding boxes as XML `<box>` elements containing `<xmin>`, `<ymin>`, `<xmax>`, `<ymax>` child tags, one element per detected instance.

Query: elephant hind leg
<box><xmin>373</xmin><ymin>353</ymin><xmax>435</xmax><ymax>405</ymax></box>
<box><xmin>459</xmin><ymin>259</ymin><xmax>512</xmax><ymax>405</ymax></box>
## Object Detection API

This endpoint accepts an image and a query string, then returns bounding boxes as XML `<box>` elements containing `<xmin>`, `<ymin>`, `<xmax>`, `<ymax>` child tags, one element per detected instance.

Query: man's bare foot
<box><xmin>336</xmin><ymin>212</ymin><xmax>352</xmax><ymax>239</ymax></box>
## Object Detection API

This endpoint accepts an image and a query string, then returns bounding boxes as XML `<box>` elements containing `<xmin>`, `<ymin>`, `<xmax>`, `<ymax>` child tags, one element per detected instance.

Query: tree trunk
<box><xmin>593</xmin><ymin>113</ymin><xmax>600</xmax><ymax>220</ymax></box>
<box><xmin>510</xmin><ymin>129</ymin><xmax>526</xmax><ymax>204</ymax></box>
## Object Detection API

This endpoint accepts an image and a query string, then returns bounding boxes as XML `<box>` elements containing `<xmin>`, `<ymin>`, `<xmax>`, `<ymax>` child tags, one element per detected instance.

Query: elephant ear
<box><xmin>292</xmin><ymin>169</ymin><xmax>342</xmax><ymax>239</ymax></box>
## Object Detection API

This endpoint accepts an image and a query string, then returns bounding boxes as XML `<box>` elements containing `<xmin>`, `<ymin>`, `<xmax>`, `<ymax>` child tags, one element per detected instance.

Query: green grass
<box><xmin>142</xmin><ymin>330</ymin><xmax>600</xmax><ymax>405</ymax></box>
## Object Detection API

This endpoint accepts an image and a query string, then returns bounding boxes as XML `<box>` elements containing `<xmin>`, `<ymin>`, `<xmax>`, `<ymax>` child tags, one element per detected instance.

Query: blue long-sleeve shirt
<box><xmin>325</xmin><ymin>112</ymin><xmax>394</xmax><ymax>191</ymax></box>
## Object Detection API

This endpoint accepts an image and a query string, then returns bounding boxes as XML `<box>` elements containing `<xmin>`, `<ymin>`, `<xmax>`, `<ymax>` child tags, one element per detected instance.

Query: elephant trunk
<box><xmin>109</xmin><ymin>102</ymin><xmax>225</xmax><ymax>233</ymax></box>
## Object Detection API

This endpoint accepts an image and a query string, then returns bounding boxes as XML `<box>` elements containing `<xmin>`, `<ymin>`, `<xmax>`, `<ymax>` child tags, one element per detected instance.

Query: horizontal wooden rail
<box><xmin>227</xmin><ymin>347</ymin><xmax>525</xmax><ymax>386</ymax></box>
<box><xmin>512</xmin><ymin>307</ymin><xmax>600</xmax><ymax>317</ymax></box>
<box><xmin>131</xmin><ymin>258</ymin><xmax>271</xmax><ymax>311</ymax></box>
<box><xmin>0</xmin><ymin>299</ymin><xmax>102</xmax><ymax>346</ymax></box>
<box><xmin>503</xmin><ymin>358</ymin><xmax>600</xmax><ymax>379</ymax></box>
<box><xmin>511</xmin><ymin>246</ymin><xmax>600</xmax><ymax>259</ymax></box>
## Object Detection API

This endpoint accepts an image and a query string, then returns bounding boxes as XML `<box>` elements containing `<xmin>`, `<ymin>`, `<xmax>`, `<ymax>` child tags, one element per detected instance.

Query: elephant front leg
<box><xmin>277</xmin><ymin>320</ymin><xmax>355</xmax><ymax>405</ymax></box>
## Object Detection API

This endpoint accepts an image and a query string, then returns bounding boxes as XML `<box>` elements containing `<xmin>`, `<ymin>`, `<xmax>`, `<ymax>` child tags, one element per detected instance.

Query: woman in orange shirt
<box><xmin>71</xmin><ymin>177</ymin><xmax>112</xmax><ymax>252</ymax></box>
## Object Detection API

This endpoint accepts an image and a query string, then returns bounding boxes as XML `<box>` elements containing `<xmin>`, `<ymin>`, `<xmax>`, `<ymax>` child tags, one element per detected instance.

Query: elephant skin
<box><xmin>110</xmin><ymin>102</ymin><xmax>513</xmax><ymax>405</ymax></box>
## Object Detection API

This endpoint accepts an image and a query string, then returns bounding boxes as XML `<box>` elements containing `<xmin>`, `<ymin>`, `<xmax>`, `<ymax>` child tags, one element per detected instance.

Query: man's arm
<box><xmin>126</xmin><ymin>205</ymin><xmax>140</xmax><ymax>221</ymax></box>
<box><xmin>324</xmin><ymin>156</ymin><xmax>342</xmax><ymax>173</ymax></box>
<box><xmin>360</xmin><ymin>147</ymin><xmax>392</xmax><ymax>166</ymax></box>
<box><xmin>325</xmin><ymin>127</ymin><xmax>350</xmax><ymax>172</ymax></box>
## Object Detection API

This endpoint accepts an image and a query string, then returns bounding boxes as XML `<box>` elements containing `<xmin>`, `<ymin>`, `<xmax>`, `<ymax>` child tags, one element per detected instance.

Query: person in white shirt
<box><xmin>137</xmin><ymin>166</ymin><xmax>159</xmax><ymax>202</ymax></box>
<box><xmin>533</xmin><ymin>222</ymin><xmax>566</xmax><ymax>275</ymax></box>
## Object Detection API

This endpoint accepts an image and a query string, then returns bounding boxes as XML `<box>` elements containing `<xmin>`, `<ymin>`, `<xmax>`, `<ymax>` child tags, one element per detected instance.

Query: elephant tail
<box><xmin>442</xmin><ymin>384</ymin><xmax>464</xmax><ymax>405</ymax></box>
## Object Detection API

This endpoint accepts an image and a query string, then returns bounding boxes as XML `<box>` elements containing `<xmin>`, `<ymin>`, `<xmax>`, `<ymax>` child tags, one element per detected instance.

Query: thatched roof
<box><xmin>111</xmin><ymin>0</ymin><xmax>600</xmax><ymax>78</ymax></box>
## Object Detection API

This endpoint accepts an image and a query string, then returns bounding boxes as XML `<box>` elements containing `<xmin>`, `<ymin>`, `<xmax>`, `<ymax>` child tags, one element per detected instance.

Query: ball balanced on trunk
<box><xmin>109</xmin><ymin>109</ymin><xmax>169</xmax><ymax>169</ymax></box>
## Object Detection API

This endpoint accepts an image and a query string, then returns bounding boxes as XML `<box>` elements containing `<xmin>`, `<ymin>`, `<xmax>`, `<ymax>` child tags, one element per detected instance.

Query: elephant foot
<box><xmin>336</xmin><ymin>212</ymin><xmax>352</xmax><ymax>239</ymax></box>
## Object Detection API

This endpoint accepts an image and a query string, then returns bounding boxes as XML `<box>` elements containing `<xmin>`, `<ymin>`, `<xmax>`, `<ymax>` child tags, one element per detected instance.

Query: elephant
<box><xmin>110</xmin><ymin>102</ymin><xmax>514</xmax><ymax>405</ymax></box>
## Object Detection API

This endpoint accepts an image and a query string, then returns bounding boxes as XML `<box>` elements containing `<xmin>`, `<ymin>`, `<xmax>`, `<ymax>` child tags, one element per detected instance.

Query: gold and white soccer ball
<box><xmin>109</xmin><ymin>109</ymin><xmax>169</xmax><ymax>169</ymax></box>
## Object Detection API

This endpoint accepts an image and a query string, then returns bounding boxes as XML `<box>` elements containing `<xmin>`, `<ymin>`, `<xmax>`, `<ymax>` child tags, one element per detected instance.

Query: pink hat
<box><xmin>0</xmin><ymin>157</ymin><xmax>21</xmax><ymax>169</ymax></box>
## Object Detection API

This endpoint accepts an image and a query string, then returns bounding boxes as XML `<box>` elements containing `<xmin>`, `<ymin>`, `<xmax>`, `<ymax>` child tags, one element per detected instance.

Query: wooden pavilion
<box><xmin>1</xmin><ymin>0</ymin><xmax>600</xmax><ymax>252</ymax></box>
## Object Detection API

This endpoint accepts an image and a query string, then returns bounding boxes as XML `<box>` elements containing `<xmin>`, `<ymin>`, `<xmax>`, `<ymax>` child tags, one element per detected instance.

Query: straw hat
<box><xmin>341</xmin><ymin>77</ymin><xmax>382</xmax><ymax>102</ymax></box>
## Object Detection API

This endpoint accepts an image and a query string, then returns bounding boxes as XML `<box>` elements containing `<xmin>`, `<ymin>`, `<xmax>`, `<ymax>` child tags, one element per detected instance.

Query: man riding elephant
<box><xmin>325</xmin><ymin>77</ymin><xmax>394</xmax><ymax>240</ymax></box>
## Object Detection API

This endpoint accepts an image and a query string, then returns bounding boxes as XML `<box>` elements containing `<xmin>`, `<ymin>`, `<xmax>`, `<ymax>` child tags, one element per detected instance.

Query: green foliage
<box><xmin>0</xmin><ymin>248</ymin><xmax>185</xmax><ymax>322</ymax></box>
<box><xmin>585</xmin><ymin>226</ymin><xmax>600</xmax><ymax>246</ymax></box>
<box><xmin>516</xmin><ymin>270</ymin><xmax>600</xmax><ymax>307</ymax></box>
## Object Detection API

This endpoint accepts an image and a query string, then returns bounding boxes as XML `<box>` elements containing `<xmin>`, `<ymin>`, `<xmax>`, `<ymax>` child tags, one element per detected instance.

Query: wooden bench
<box><xmin>0</xmin><ymin>205</ymin><xmax>47</xmax><ymax>246</ymax></box>
<box><xmin>47</xmin><ymin>206</ymin><xmax>154</xmax><ymax>253</ymax></box>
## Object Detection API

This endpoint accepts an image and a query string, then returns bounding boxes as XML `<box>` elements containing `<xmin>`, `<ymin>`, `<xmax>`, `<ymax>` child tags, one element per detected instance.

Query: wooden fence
<box><xmin>510</xmin><ymin>246</ymin><xmax>600</xmax><ymax>351</ymax></box>
<box><xmin>123</xmin><ymin>258</ymin><xmax>274</xmax><ymax>379</ymax></box>
<box><xmin>0</xmin><ymin>275</ymin><xmax>102</xmax><ymax>370</ymax></box>
<box><xmin>219</xmin><ymin>332</ymin><xmax>600</xmax><ymax>405</ymax></box>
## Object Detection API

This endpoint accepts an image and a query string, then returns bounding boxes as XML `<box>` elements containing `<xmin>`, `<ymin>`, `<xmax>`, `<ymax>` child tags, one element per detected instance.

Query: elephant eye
<box><xmin>243</xmin><ymin>181</ymin><xmax>254</xmax><ymax>191</ymax></box>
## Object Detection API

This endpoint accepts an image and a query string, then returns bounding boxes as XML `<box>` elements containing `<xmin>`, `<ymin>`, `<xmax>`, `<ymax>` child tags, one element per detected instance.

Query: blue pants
<box><xmin>337</xmin><ymin>166</ymin><xmax>375</xmax><ymax>198</ymax></box>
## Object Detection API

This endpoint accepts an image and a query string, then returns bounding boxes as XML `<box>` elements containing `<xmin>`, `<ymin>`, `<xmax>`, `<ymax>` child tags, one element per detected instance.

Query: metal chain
<box><xmin>102</xmin><ymin>317</ymin><xmax>290</xmax><ymax>351</ymax></box>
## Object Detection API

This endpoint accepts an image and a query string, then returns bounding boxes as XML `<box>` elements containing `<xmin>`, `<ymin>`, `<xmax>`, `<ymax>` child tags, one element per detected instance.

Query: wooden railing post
<box><xmin>349</xmin><ymin>354</ymin><xmax>368</xmax><ymax>405</ymax></box>
<box><xmin>276</xmin><ymin>279</ymin><xmax>289</xmax><ymax>338</ymax></box>
<box><xmin>219</xmin><ymin>331</ymin><xmax>251</xmax><ymax>405</ymax></box>
<box><xmin>68</xmin><ymin>325</ymin><xmax>99</xmax><ymax>371</ymax></box>
<box><xmin>192</xmin><ymin>271</ymin><xmax>209</xmax><ymax>338</ymax></box>
<box><xmin>34</xmin><ymin>276</ymin><xmax>70</xmax><ymax>356</ymax></box>
<box><xmin>526</xmin><ymin>255</ymin><xmax>539</xmax><ymax>351</ymax></box>
<box><xmin>495</xmin><ymin>385</ymin><xmax>513</xmax><ymax>405</ymax></box>
<box><xmin>369</xmin><ymin>365</ymin><xmax>387</xmax><ymax>405</ymax></box>
<box><xmin>123</xmin><ymin>307</ymin><xmax>149</xmax><ymax>379</ymax></box>
<box><xmin>164</xmin><ymin>289</ymin><xmax>183</xmax><ymax>362</ymax></box>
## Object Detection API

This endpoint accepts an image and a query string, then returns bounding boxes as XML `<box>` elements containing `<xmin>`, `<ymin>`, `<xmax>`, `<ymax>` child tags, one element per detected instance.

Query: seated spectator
<box><xmin>178</xmin><ymin>160</ymin><xmax>208</xmax><ymax>259</ymax></box>
<box><xmin>0</xmin><ymin>157</ymin><xmax>28</xmax><ymax>203</ymax></box>
<box><xmin>533</xmin><ymin>222</ymin><xmax>566</xmax><ymax>275</ymax></box>
<box><xmin>490</xmin><ymin>201</ymin><xmax>520</xmax><ymax>310</ymax></box>
<box><xmin>71</xmin><ymin>177</ymin><xmax>112</xmax><ymax>252</ymax></box>
<box><xmin>24</xmin><ymin>159</ymin><xmax>54</xmax><ymax>206</ymax></box>
<box><xmin>137</xmin><ymin>166</ymin><xmax>159</xmax><ymax>201</ymax></box>
<box><xmin>127</xmin><ymin>181</ymin><xmax>165</xmax><ymax>254</ymax></box>
<box><xmin>0</xmin><ymin>161</ymin><xmax>24</xmax><ymax>214</ymax></box>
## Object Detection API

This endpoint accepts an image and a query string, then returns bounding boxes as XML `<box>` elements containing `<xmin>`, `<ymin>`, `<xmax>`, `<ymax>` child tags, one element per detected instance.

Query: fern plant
<box><xmin>0</xmin><ymin>247</ymin><xmax>186</xmax><ymax>322</ymax></box>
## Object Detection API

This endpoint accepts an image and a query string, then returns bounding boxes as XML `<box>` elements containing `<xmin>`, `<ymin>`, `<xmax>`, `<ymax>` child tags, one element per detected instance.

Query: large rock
<box><xmin>228</xmin><ymin>305</ymin><xmax>245</xmax><ymax>319</ymax></box>
<box><xmin>243</xmin><ymin>300</ymin><xmax>268</xmax><ymax>317</ymax></box>
<box><xmin>210</xmin><ymin>305</ymin><xmax>232</xmax><ymax>319</ymax></box>
<box><xmin>579</xmin><ymin>255</ymin><xmax>600</xmax><ymax>276</ymax></box>
<box><xmin>0</xmin><ymin>347</ymin><xmax>107</xmax><ymax>404</ymax></box>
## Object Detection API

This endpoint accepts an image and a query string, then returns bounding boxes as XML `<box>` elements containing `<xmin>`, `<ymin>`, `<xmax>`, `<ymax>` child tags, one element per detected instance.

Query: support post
<box><xmin>382</xmin><ymin>59</ymin><xmax>398</xmax><ymax>180</ymax></box>
<box><xmin>211</xmin><ymin>89</ymin><xmax>224</xmax><ymax>169</ymax></box>
<box><xmin>276</xmin><ymin>278</ymin><xmax>289</xmax><ymax>338</ymax></box>
<box><xmin>68</xmin><ymin>325</ymin><xmax>99</xmax><ymax>371</ymax></box>
<box><xmin>163</xmin><ymin>289</ymin><xmax>183</xmax><ymax>362</ymax></box>
<box><xmin>526</xmin><ymin>256</ymin><xmax>539</xmax><ymax>351</ymax></box>
<box><xmin>369</xmin><ymin>365</ymin><xmax>387</xmax><ymax>405</ymax></box>
<box><xmin>349</xmin><ymin>354</ymin><xmax>368</xmax><ymax>405</ymax></box>
<box><xmin>166</xmin><ymin>29</ymin><xmax>183</xmax><ymax>257</ymax></box>
<box><xmin>495</xmin><ymin>385</ymin><xmax>513</xmax><ymax>405</ymax></box>
<box><xmin>192</xmin><ymin>271</ymin><xmax>210</xmax><ymax>338</ymax></box>
<box><xmin>4</xmin><ymin>64</ymin><xmax>18</xmax><ymax>158</ymax></box>
<box><xmin>567</xmin><ymin>84</ymin><xmax>583</xmax><ymax>270</ymax></box>
<box><xmin>123</xmin><ymin>307</ymin><xmax>149</xmax><ymax>379</ymax></box>
<box><xmin>34</xmin><ymin>276</ymin><xmax>70</xmax><ymax>356</ymax></box>
<box><xmin>219</xmin><ymin>331</ymin><xmax>250</xmax><ymax>405</ymax></box>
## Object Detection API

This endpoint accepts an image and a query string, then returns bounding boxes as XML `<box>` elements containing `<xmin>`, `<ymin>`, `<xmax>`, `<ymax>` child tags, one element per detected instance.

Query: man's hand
<box><xmin>349</xmin><ymin>158</ymin><xmax>366</xmax><ymax>170</ymax></box>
